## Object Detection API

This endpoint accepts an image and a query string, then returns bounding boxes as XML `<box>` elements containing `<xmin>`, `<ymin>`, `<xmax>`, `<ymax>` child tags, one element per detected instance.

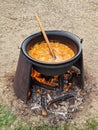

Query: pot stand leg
<box><xmin>13</xmin><ymin>51</ymin><xmax>32</xmax><ymax>103</ymax></box>
<box><xmin>73</xmin><ymin>51</ymin><xmax>84</xmax><ymax>89</ymax></box>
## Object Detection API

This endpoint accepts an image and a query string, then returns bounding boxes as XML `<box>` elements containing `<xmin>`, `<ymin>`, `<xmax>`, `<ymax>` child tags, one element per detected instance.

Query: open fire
<box><xmin>13</xmin><ymin>31</ymin><xmax>85</xmax><ymax>123</ymax></box>
<box><xmin>31</xmin><ymin>68</ymin><xmax>79</xmax><ymax>91</ymax></box>
<box><xmin>27</xmin><ymin>66</ymin><xmax>84</xmax><ymax>119</ymax></box>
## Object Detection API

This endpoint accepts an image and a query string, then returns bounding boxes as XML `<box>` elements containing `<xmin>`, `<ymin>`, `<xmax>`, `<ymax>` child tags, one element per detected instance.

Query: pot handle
<box><xmin>60</xmin><ymin>30</ymin><xmax>83</xmax><ymax>44</ymax></box>
<box><xmin>80</xmin><ymin>38</ymin><xmax>83</xmax><ymax>44</ymax></box>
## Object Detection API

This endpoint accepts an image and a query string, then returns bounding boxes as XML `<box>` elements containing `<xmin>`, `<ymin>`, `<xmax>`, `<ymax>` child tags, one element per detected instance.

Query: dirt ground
<box><xmin>0</xmin><ymin>0</ymin><xmax>98</xmax><ymax>127</ymax></box>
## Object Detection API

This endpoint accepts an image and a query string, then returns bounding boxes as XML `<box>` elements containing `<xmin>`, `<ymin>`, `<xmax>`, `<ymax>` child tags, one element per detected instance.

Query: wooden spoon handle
<box><xmin>35</xmin><ymin>14</ymin><xmax>56</xmax><ymax>59</ymax></box>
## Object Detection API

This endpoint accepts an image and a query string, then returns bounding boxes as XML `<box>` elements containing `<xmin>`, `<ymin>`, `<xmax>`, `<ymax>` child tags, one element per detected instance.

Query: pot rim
<box><xmin>21</xmin><ymin>30</ymin><xmax>82</xmax><ymax>65</ymax></box>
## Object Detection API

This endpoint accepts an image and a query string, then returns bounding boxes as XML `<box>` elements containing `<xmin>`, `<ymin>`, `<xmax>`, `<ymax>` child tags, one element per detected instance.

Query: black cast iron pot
<box><xmin>21</xmin><ymin>31</ymin><xmax>82</xmax><ymax>76</ymax></box>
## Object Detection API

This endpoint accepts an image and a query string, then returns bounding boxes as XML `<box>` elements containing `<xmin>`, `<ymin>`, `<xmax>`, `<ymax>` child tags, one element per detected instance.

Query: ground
<box><xmin>0</xmin><ymin>0</ymin><xmax>98</xmax><ymax>127</ymax></box>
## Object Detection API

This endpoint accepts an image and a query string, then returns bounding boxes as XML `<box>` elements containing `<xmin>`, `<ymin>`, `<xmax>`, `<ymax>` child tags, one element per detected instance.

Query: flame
<box><xmin>31</xmin><ymin>69</ymin><xmax>73</xmax><ymax>91</ymax></box>
<box><xmin>64</xmin><ymin>83</ymin><xmax>72</xmax><ymax>92</ymax></box>
<box><xmin>31</xmin><ymin>70</ymin><xmax>58</xmax><ymax>86</ymax></box>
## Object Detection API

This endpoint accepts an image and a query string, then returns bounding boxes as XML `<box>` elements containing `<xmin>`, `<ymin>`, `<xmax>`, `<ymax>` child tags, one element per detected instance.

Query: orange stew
<box><xmin>28</xmin><ymin>41</ymin><xmax>75</xmax><ymax>63</ymax></box>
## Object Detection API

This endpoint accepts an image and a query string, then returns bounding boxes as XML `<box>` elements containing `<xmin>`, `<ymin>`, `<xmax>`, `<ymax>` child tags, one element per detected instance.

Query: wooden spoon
<box><xmin>35</xmin><ymin>13</ymin><xmax>56</xmax><ymax>60</ymax></box>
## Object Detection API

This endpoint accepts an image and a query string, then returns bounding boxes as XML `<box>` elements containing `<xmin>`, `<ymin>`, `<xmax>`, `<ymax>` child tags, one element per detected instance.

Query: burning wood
<box><xmin>29</xmin><ymin>67</ymin><xmax>85</xmax><ymax>119</ymax></box>
<box><xmin>64</xmin><ymin>83</ymin><xmax>72</xmax><ymax>92</ymax></box>
<box><xmin>31</xmin><ymin>69</ymin><xmax>75</xmax><ymax>90</ymax></box>
<box><xmin>31</xmin><ymin>70</ymin><xmax>58</xmax><ymax>86</ymax></box>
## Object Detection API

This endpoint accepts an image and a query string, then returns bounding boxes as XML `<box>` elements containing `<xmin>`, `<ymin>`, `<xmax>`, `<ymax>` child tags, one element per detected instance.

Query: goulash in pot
<box><xmin>28</xmin><ymin>41</ymin><xmax>75</xmax><ymax>63</ymax></box>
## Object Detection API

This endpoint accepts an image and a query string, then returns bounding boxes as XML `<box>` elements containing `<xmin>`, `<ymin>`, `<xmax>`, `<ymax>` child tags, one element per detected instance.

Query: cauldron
<box><xmin>22</xmin><ymin>31</ymin><xmax>82</xmax><ymax>76</ymax></box>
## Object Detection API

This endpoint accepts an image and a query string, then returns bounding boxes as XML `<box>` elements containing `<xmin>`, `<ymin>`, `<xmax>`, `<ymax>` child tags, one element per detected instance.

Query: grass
<box><xmin>84</xmin><ymin>119</ymin><xmax>98</xmax><ymax>130</ymax></box>
<box><xmin>0</xmin><ymin>104</ymin><xmax>31</xmax><ymax>130</ymax></box>
<box><xmin>34</xmin><ymin>120</ymin><xmax>98</xmax><ymax>130</ymax></box>
<box><xmin>33</xmin><ymin>124</ymin><xmax>72</xmax><ymax>130</ymax></box>
<box><xmin>0</xmin><ymin>104</ymin><xmax>98</xmax><ymax>130</ymax></box>
<box><xmin>0</xmin><ymin>104</ymin><xmax>15</xmax><ymax>129</ymax></box>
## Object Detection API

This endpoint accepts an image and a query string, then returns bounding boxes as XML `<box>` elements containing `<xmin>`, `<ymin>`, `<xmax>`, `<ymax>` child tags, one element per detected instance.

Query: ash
<box><xmin>28</xmin><ymin>67</ymin><xmax>86</xmax><ymax>124</ymax></box>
